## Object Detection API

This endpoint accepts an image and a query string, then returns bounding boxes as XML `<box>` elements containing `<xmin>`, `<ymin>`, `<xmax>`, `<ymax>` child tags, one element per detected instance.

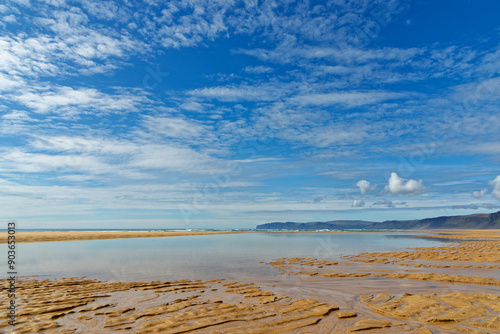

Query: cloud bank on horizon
<box><xmin>1</xmin><ymin>0</ymin><xmax>500</xmax><ymax>228</ymax></box>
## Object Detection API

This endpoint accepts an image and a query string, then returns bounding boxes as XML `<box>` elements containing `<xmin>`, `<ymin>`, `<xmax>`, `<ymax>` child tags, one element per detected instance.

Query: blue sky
<box><xmin>1</xmin><ymin>0</ymin><xmax>500</xmax><ymax>229</ymax></box>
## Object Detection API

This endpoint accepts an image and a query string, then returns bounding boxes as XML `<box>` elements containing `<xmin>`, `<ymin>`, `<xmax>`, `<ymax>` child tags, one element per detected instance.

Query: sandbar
<box><xmin>1</xmin><ymin>231</ymin><xmax>247</xmax><ymax>244</ymax></box>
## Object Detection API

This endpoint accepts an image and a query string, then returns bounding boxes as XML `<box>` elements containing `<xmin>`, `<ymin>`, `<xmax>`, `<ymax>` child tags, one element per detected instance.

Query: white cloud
<box><xmin>356</xmin><ymin>180</ymin><xmax>375</xmax><ymax>195</ymax></box>
<box><xmin>244</xmin><ymin>66</ymin><xmax>274</xmax><ymax>74</ymax></box>
<box><xmin>372</xmin><ymin>200</ymin><xmax>394</xmax><ymax>208</ymax></box>
<box><xmin>490</xmin><ymin>176</ymin><xmax>500</xmax><ymax>201</ymax></box>
<box><xmin>180</xmin><ymin>101</ymin><xmax>204</xmax><ymax>112</ymax></box>
<box><xmin>237</xmin><ymin>46</ymin><xmax>423</xmax><ymax>65</ymax></box>
<box><xmin>471</xmin><ymin>188</ymin><xmax>488</xmax><ymax>199</ymax></box>
<box><xmin>385</xmin><ymin>172</ymin><xmax>426</xmax><ymax>195</ymax></box>
<box><xmin>130</xmin><ymin>144</ymin><xmax>222</xmax><ymax>174</ymax></box>
<box><xmin>1</xmin><ymin>110</ymin><xmax>30</xmax><ymax>120</ymax></box>
<box><xmin>188</xmin><ymin>85</ymin><xmax>282</xmax><ymax>102</ymax></box>
<box><xmin>80</xmin><ymin>0</ymin><xmax>119</xmax><ymax>20</ymax></box>
<box><xmin>30</xmin><ymin>136</ymin><xmax>136</xmax><ymax>155</ymax></box>
<box><xmin>288</xmin><ymin>125</ymin><xmax>367</xmax><ymax>147</ymax></box>
<box><xmin>14</xmin><ymin>85</ymin><xmax>149</xmax><ymax>114</ymax></box>
<box><xmin>451</xmin><ymin>77</ymin><xmax>500</xmax><ymax>105</ymax></box>
<box><xmin>0</xmin><ymin>72</ymin><xmax>22</xmax><ymax>91</ymax></box>
<box><xmin>351</xmin><ymin>199</ymin><xmax>365</xmax><ymax>207</ymax></box>
<box><xmin>463</xmin><ymin>142</ymin><xmax>500</xmax><ymax>155</ymax></box>
<box><xmin>142</xmin><ymin>116</ymin><xmax>206</xmax><ymax>139</ymax></box>
<box><xmin>0</xmin><ymin>150</ymin><xmax>110</xmax><ymax>174</ymax></box>
<box><xmin>0</xmin><ymin>31</ymin><xmax>138</xmax><ymax>77</ymax></box>
<box><xmin>1</xmin><ymin>135</ymin><xmax>224</xmax><ymax>180</ymax></box>
<box><xmin>3</xmin><ymin>14</ymin><xmax>16</xmax><ymax>23</ymax></box>
<box><xmin>291</xmin><ymin>91</ymin><xmax>408</xmax><ymax>107</ymax></box>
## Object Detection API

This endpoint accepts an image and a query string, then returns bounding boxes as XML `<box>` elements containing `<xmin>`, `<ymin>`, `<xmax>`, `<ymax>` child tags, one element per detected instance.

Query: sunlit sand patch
<box><xmin>0</xmin><ymin>277</ymin><xmax>344</xmax><ymax>333</ymax></box>
<box><xmin>348</xmin><ymin>239</ymin><xmax>500</xmax><ymax>264</ymax></box>
<box><xmin>349</xmin><ymin>319</ymin><xmax>392</xmax><ymax>332</ymax></box>
<box><xmin>362</xmin><ymin>292</ymin><xmax>500</xmax><ymax>332</ymax></box>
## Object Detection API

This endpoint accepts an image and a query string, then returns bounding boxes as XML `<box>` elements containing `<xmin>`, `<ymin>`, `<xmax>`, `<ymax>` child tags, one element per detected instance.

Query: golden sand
<box><xmin>1</xmin><ymin>231</ymin><xmax>245</xmax><ymax>244</ymax></box>
<box><xmin>0</xmin><ymin>230</ymin><xmax>499</xmax><ymax>333</ymax></box>
<box><xmin>0</xmin><ymin>277</ymin><xmax>340</xmax><ymax>334</ymax></box>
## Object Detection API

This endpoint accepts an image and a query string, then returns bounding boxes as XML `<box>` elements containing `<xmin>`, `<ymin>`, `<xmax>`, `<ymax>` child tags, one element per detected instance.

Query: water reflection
<box><xmin>11</xmin><ymin>232</ymin><xmax>448</xmax><ymax>282</ymax></box>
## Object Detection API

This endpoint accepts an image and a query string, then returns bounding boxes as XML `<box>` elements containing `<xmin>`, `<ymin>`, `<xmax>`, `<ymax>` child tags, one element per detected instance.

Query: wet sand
<box><xmin>1</xmin><ymin>230</ymin><xmax>499</xmax><ymax>333</ymax></box>
<box><xmin>1</xmin><ymin>231</ymin><xmax>246</xmax><ymax>244</ymax></box>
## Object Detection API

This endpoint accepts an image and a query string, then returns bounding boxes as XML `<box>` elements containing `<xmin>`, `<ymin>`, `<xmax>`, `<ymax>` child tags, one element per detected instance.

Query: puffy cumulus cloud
<box><xmin>490</xmin><ymin>176</ymin><xmax>500</xmax><ymax>200</ymax></box>
<box><xmin>356</xmin><ymin>180</ymin><xmax>374</xmax><ymax>195</ymax></box>
<box><xmin>385</xmin><ymin>172</ymin><xmax>426</xmax><ymax>195</ymax></box>
<box><xmin>351</xmin><ymin>199</ymin><xmax>365</xmax><ymax>207</ymax></box>
<box><xmin>472</xmin><ymin>188</ymin><xmax>488</xmax><ymax>199</ymax></box>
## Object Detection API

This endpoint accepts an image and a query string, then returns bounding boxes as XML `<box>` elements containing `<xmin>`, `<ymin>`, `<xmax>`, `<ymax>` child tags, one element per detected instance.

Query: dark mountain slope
<box><xmin>256</xmin><ymin>211</ymin><xmax>500</xmax><ymax>230</ymax></box>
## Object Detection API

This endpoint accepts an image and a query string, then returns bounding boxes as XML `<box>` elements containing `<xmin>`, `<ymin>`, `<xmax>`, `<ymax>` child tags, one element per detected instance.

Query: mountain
<box><xmin>256</xmin><ymin>211</ymin><xmax>500</xmax><ymax>230</ymax></box>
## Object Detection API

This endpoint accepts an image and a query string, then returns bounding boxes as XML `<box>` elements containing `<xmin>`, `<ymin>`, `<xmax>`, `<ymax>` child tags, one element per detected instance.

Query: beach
<box><xmin>1</xmin><ymin>230</ymin><xmax>499</xmax><ymax>333</ymax></box>
<box><xmin>0</xmin><ymin>231</ymin><xmax>245</xmax><ymax>244</ymax></box>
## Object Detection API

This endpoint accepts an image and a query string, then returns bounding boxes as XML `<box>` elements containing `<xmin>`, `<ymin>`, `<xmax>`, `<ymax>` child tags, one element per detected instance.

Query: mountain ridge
<box><xmin>256</xmin><ymin>211</ymin><xmax>500</xmax><ymax>230</ymax></box>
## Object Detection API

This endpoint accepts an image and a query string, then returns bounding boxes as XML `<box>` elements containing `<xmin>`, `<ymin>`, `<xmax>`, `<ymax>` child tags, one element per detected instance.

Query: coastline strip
<box><xmin>0</xmin><ymin>231</ymin><xmax>247</xmax><ymax>244</ymax></box>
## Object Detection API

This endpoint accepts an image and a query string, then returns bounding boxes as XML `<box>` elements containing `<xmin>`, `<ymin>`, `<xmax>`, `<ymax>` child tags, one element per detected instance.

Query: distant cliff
<box><xmin>256</xmin><ymin>211</ymin><xmax>500</xmax><ymax>230</ymax></box>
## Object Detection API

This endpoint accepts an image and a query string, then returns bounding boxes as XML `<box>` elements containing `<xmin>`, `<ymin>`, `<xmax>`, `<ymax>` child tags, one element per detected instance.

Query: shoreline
<box><xmin>1</xmin><ymin>230</ymin><xmax>499</xmax><ymax>333</ymax></box>
<box><xmin>1</xmin><ymin>230</ymin><xmax>248</xmax><ymax>244</ymax></box>
<box><xmin>6</xmin><ymin>229</ymin><xmax>500</xmax><ymax>244</ymax></box>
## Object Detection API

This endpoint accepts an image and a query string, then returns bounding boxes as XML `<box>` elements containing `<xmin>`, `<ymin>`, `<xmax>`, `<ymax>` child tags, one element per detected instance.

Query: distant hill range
<box><xmin>256</xmin><ymin>211</ymin><xmax>500</xmax><ymax>230</ymax></box>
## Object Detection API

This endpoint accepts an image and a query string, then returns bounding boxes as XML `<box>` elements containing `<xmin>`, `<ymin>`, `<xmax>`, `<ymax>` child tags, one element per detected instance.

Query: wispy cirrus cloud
<box><xmin>236</xmin><ymin>45</ymin><xmax>423</xmax><ymax>64</ymax></box>
<box><xmin>141</xmin><ymin>116</ymin><xmax>207</xmax><ymax>139</ymax></box>
<box><xmin>11</xmin><ymin>85</ymin><xmax>152</xmax><ymax>115</ymax></box>
<box><xmin>290</xmin><ymin>90</ymin><xmax>409</xmax><ymax>107</ymax></box>
<box><xmin>187</xmin><ymin>85</ymin><xmax>285</xmax><ymax>102</ymax></box>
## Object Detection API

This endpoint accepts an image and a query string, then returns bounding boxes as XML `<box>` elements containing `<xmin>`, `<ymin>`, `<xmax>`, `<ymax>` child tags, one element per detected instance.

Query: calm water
<box><xmin>9</xmin><ymin>232</ymin><xmax>452</xmax><ymax>282</ymax></box>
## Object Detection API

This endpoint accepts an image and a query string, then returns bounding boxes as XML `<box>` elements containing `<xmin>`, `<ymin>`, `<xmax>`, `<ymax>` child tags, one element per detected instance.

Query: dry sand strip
<box><xmin>0</xmin><ymin>231</ymin><xmax>247</xmax><ymax>244</ymax></box>
<box><xmin>414</xmin><ymin>230</ymin><xmax>500</xmax><ymax>240</ymax></box>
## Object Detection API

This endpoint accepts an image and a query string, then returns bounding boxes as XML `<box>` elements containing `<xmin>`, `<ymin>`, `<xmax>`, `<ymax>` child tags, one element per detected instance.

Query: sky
<box><xmin>1</xmin><ymin>0</ymin><xmax>500</xmax><ymax>229</ymax></box>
